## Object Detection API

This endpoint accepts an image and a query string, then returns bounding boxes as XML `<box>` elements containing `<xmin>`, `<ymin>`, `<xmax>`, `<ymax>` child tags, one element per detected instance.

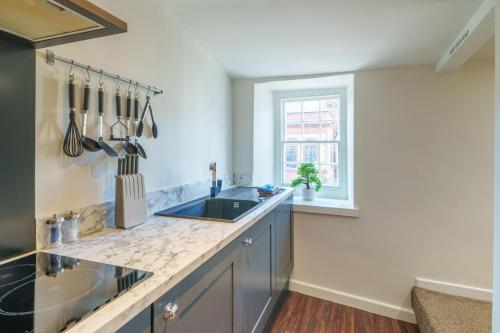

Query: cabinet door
<box><xmin>274</xmin><ymin>195</ymin><xmax>293</xmax><ymax>295</ymax></box>
<box><xmin>154</xmin><ymin>242</ymin><xmax>241</xmax><ymax>333</ymax></box>
<box><xmin>116</xmin><ymin>306</ymin><xmax>152</xmax><ymax>333</ymax></box>
<box><xmin>240</xmin><ymin>211</ymin><xmax>274</xmax><ymax>333</ymax></box>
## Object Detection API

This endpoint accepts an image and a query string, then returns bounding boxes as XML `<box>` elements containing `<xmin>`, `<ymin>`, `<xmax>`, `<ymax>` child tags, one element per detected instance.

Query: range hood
<box><xmin>0</xmin><ymin>0</ymin><xmax>127</xmax><ymax>48</ymax></box>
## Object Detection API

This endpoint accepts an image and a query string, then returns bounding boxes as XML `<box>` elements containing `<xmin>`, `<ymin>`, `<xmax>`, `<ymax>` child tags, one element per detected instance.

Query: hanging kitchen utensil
<box><xmin>148</xmin><ymin>102</ymin><xmax>158</xmax><ymax>139</ymax></box>
<box><xmin>133</xmin><ymin>87</ymin><xmax>147</xmax><ymax>159</ymax></box>
<box><xmin>109</xmin><ymin>78</ymin><xmax>128</xmax><ymax>141</ymax></box>
<box><xmin>80</xmin><ymin>70</ymin><xmax>100</xmax><ymax>152</ymax></box>
<box><xmin>96</xmin><ymin>75</ymin><xmax>118</xmax><ymax>157</ymax></box>
<box><xmin>136</xmin><ymin>87</ymin><xmax>151</xmax><ymax>138</ymax></box>
<box><xmin>63</xmin><ymin>69</ymin><xmax>83</xmax><ymax>157</ymax></box>
<box><xmin>124</xmin><ymin>86</ymin><xmax>138</xmax><ymax>155</ymax></box>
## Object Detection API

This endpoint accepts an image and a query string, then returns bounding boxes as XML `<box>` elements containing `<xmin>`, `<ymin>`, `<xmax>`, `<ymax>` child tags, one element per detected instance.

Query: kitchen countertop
<box><xmin>45</xmin><ymin>187</ymin><xmax>293</xmax><ymax>333</ymax></box>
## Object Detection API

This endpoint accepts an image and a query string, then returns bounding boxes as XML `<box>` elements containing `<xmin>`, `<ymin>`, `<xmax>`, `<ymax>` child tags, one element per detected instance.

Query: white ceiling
<box><xmin>160</xmin><ymin>0</ymin><xmax>485</xmax><ymax>78</ymax></box>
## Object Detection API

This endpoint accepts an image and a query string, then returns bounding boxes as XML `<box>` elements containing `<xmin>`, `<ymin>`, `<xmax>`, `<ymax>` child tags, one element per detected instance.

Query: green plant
<box><xmin>291</xmin><ymin>163</ymin><xmax>322</xmax><ymax>192</ymax></box>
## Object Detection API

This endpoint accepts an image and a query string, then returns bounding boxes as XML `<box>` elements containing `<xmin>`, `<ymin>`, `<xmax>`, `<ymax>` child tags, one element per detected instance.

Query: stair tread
<box><xmin>411</xmin><ymin>287</ymin><xmax>491</xmax><ymax>333</ymax></box>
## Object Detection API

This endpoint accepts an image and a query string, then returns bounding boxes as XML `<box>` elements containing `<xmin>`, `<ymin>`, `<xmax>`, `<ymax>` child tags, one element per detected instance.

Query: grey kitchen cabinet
<box><xmin>116</xmin><ymin>306</ymin><xmax>152</xmax><ymax>333</ymax></box>
<box><xmin>273</xmin><ymin>195</ymin><xmax>293</xmax><ymax>297</ymax></box>
<box><xmin>153</xmin><ymin>237</ymin><xmax>242</xmax><ymax>333</ymax></box>
<box><xmin>150</xmin><ymin>194</ymin><xmax>293</xmax><ymax>333</ymax></box>
<box><xmin>239</xmin><ymin>211</ymin><xmax>274</xmax><ymax>333</ymax></box>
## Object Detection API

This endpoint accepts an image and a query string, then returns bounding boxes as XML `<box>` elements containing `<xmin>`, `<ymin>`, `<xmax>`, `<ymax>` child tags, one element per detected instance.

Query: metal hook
<box><xmin>127</xmin><ymin>79</ymin><xmax>132</xmax><ymax>93</ymax></box>
<box><xmin>146</xmin><ymin>85</ymin><xmax>151</xmax><ymax>98</ymax></box>
<box><xmin>85</xmin><ymin>66</ymin><xmax>91</xmax><ymax>83</ymax></box>
<box><xmin>115</xmin><ymin>76</ymin><xmax>121</xmax><ymax>92</ymax></box>
<box><xmin>98</xmin><ymin>70</ymin><xmax>104</xmax><ymax>87</ymax></box>
<box><xmin>69</xmin><ymin>60</ymin><xmax>75</xmax><ymax>79</ymax></box>
<box><xmin>134</xmin><ymin>81</ymin><xmax>139</xmax><ymax>97</ymax></box>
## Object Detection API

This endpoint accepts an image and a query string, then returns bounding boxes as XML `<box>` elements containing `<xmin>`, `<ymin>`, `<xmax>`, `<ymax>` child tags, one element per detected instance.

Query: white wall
<box><xmin>252</xmin><ymin>83</ymin><xmax>275</xmax><ymax>185</ymax></box>
<box><xmin>232</xmin><ymin>79</ymin><xmax>255</xmax><ymax>180</ymax></box>
<box><xmin>493</xmin><ymin>0</ymin><xmax>500</xmax><ymax>330</ymax></box>
<box><xmin>35</xmin><ymin>0</ymin><xmax>232</xmax><ymax>216</ymax></box>
<box><xmin>233</xmin><ymin>59</ymin><xmax>494</xmax><ymax>321</ymax></box>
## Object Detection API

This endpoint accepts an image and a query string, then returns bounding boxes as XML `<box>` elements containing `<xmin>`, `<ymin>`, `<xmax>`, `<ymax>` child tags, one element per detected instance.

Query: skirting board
<box><xmin>289</xmin><ymin>279</ymin><xmax>416</xmax><ymax>324</ymax></box>
<box><xmin>415</xmin><ymin>277</ymin><xmax>492</xmax><ymax>302</ymax></box>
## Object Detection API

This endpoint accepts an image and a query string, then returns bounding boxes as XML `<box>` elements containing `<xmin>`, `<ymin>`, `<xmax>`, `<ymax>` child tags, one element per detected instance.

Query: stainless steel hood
<box><xmin>0</xmin><ymin>0</ymin><xmax>127</xmax><ymax>48</ymax></box>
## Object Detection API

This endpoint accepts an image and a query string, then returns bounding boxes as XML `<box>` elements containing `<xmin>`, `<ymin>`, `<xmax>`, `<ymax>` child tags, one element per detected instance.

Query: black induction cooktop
<box><xmin>0</xmin><ymin>252</ymin><xmax>152</xmax><ymax>333</ymax></box>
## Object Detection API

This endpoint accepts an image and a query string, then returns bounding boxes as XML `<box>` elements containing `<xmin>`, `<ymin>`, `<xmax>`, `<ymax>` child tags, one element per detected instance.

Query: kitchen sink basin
<box><xmin>155</xmin><ymin>197</ymin><xmax>262</xmax><ymax>222</ymax></box>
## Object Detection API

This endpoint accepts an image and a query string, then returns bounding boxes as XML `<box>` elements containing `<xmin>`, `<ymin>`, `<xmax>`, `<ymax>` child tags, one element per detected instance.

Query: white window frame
<box><xmin>274</xmin><ymin>88</ymin><xmax>350</xmax><ymax>200</ymax></box>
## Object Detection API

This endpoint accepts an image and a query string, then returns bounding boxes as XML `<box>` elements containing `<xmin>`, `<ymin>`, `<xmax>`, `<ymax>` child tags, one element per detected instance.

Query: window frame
<box><xmin>274</xmin><ymin>88</ymin><xmax>349</xmax><ymax>200</ymax></box>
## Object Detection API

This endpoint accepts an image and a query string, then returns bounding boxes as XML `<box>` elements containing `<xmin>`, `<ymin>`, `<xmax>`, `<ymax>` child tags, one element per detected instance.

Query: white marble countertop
<box><xmin>43</xmin><ymin>188</ymin><xmax>293</xmax><ymax>333</ymax></box>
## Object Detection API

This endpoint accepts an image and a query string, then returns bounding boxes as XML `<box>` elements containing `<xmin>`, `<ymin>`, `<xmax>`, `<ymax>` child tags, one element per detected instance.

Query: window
<box><xmin>275</xmin><ymin>88</ymin><xmax>349</xmax><ymax>200</ymax></box>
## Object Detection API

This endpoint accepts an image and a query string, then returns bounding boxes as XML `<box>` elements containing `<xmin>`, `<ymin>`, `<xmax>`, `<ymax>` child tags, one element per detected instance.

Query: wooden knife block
<box><xmin>115</xmin><ymin>174</ymin><xmax>147</xmax><ymax>229</ymax></box>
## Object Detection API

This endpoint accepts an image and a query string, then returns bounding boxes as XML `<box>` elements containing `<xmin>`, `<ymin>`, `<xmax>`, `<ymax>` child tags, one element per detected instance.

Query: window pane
<box><xmin>284</xmin><ymin>143</ymin><xmax>299</xmax><ymax>164</ymax></box>
<box><xmin>285</xmin><ymin>122</ymin><xmax>302</xmax><ymax>140</ymax></box>
<box><xmin>281</xmin><ymin>94</ymin><xmax>346</xmax><ymax>192</ymax></box>
<box><xmin>320</xmin><ymin>143</ymin><xmax>338</xmax><ymax>164</ymax></box>
<box><xmin>303</xmin><ymin>111</ymin><xmax>319</xmax><ymax>122</ymax></box>
<box><xmin>320</xmin><ymin>164</ymin><xmax>339</xmax><ymax>186</ymax></box>
<box><xmin>303</xmin><ymin>100</ymin><xmax>319</xmax><ymax>112</ymax></box>
<box><xmin>285</xmin><ymin>101</ymin><xmax>302</xmax><ymax>122</ymax></box>
<box><xmin>301</xmin><ymin>143</ymin><xmax>319</xmax><ymax>163</ymax></box>
<box><xmin>320</xmin><ymin>99</ymin><xmax>339</xmax><ymax>121</ymax></box>
<box><xmin>320</xmin><ymin>99</ymin><xmax>334</xmax><ymax>111</ymax></box>
<box><xmin>283</xmin><ymin>163</ymin><xmax>298</xmax><ymax>184</ymax></box>
<box><xmin>320</xmin><ymin>121</ymin><xmax>338</xmax><ymax>140</ymax></box>
<box><xmin>304</xmin><ymin>123</ymin><xmax>320</xmax><ymax>140</ymax></box>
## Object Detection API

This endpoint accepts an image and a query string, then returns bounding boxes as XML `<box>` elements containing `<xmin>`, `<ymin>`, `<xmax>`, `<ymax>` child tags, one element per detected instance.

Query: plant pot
<box><xmin>302</xmin><ymin>188</ymin><xmax>316</xmax><ymax>201</ymax></box>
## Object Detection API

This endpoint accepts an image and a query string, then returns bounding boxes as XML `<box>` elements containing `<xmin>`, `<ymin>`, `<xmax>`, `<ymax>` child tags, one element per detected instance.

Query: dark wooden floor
<box><xmin>269</xmin><ymin>291</ymin><xmax>419</xmax><ymax>333</ymax></box>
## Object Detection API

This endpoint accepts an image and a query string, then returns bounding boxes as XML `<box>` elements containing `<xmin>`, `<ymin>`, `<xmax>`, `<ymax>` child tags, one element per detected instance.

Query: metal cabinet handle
<box><xmin>243</xmin><ymin>237</ymin><xmax>253</xmax><ymax>246</ymax></box>
<box><xmin>163</xmin><ymin>302</ymin><xmax>179</xmax><ymax>320</ymax></box>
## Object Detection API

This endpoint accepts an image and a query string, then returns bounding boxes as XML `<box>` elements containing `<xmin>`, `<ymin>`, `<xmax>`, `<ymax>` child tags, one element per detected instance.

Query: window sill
<box><xmin>293</xmin><ymin>197</ymin><xmax>359</xmax><ymax>217</ymax></box>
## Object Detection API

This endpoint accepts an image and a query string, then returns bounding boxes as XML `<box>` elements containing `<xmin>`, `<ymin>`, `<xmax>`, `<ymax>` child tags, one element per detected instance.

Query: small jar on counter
<box><xmin>62</xmin><ymin>211</ymin><xmax>80</xmax><ymax>244</ymax></box>
<box><xmin>46</xmin><ymin>215</ymin><xmax>64</xmax><ymax>248</ymax></box>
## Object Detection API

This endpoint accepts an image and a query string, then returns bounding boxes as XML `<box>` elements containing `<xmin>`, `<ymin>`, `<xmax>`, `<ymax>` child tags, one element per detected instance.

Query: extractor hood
<box><xmin>0</xmin><ymin>0</ymin><xmax>127</xmax><ymax>48</ymax></box>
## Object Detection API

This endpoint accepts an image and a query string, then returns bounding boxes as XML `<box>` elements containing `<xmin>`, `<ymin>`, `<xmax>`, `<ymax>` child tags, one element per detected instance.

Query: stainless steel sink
<box><xmin>155</xmin><ymin>187</ymin><xmax>276</xmax><ymax>222</ymax></box>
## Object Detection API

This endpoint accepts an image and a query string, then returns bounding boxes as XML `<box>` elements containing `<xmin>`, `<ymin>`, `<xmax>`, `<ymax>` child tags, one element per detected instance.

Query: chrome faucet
<box><xmin>209</xmin><ymin>162</ymin><xmax>217</xmax><ymax>184</ymax></box>
<box><xmin>209</xmin><ymin>162</ymin><xmax>222</xmax><ymax>197</ymax></box>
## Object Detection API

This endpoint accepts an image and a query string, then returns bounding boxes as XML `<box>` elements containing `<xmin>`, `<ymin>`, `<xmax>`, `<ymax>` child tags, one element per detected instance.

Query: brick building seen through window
<box><xmin>282</xmin><ymin>97</ymin><xmax>340</xmax><ymax>186</ymax></box>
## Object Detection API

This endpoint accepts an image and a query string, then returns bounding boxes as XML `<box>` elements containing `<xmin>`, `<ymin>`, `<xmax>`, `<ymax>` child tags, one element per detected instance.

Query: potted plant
<box><xmin>291</xmin><ymin>163</ymin><xmax>322</xmax><ymax>201</ymax></box>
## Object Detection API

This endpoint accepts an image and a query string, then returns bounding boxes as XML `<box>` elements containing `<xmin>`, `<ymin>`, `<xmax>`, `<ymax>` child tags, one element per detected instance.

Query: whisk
<box><xmin>63</xmin><ymin>75</ymin><xmax>83</xmax><ymax>157</ymax></box>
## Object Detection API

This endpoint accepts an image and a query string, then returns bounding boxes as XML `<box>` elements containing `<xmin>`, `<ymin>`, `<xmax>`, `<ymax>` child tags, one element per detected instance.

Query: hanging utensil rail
<box><xmin>46</xmin><ymin>50</ymin><xmax>164</xmax><ymax>96</ymax></box>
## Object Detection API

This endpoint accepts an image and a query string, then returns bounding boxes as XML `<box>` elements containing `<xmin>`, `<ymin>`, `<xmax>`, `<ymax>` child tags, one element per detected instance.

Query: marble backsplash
<box><xmin>36</xmin><ymin>174</ymin><xmax>233</xmax><ymax>249</ymax></box>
